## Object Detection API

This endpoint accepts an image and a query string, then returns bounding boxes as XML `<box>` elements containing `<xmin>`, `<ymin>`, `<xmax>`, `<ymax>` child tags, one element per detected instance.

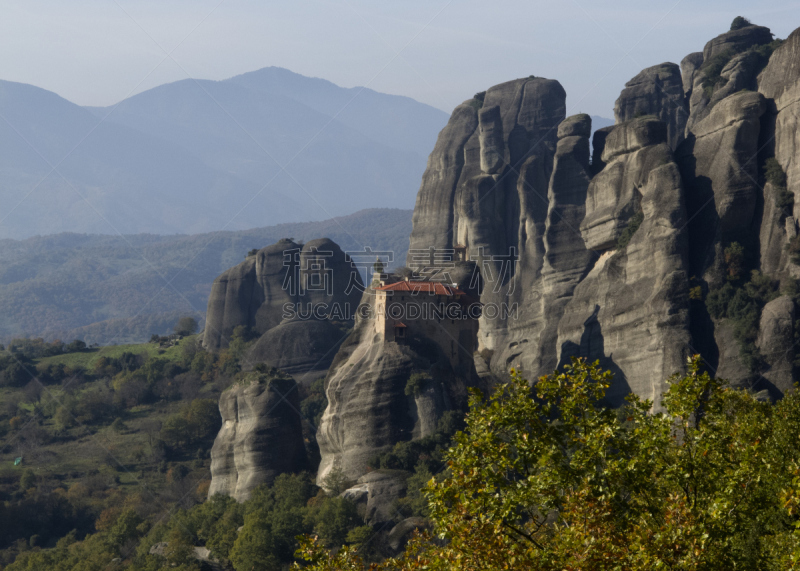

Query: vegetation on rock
<box><xmin>614</xmin><ymin>210</ymin><xmax>644</xmax><ymax>250</ymax></box>
<box><xmin>730</xmin><ymin>16</ymin><xmax>753</xmax><ymax>30</ymax></box>
<box><xmin>469</xmin><ymin>91</ymin><xmax>486</xmax><ymax>111</ymax></box>
<box><xmin>706</xmin><ymin>269</ymin><xmax>778</xmax><ymax>373</ymax></box>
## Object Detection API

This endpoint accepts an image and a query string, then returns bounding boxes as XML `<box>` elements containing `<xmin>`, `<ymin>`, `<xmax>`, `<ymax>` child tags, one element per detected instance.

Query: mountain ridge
<box><xmin>0</xmin><ymin>68</ymin><xmax>447</xmax><ymax>239</ymax></box>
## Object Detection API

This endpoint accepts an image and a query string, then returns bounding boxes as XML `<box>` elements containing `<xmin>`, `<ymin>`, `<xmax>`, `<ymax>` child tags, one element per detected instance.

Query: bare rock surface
<box><xmin>757</xmin><ymin>296</ymin><xmax>796</xmax><ymax>397</ymax></box>
<box><xmin>685</xmin><ymin>25</ymin><xmax>773</xmax><ymax>132</ymax></box>
<box><xmin>246</xmin><ymin>319</ymin><xmax>348</xmax><ymax>383</ymax></box>
<box><xmin>386</xmin><ymin>517</ymin><xmax>431</xmax><ymax>554</ymax></box>
<box><xmin>208</xmin><ymin>370</ymin><xmax>307</xmax><ymax>501</ymax></box>
<box><xmin>677</xmin><ymin>90</ymin><xmax>766</xmax><ymax>286</ymax></box>
<box><xmin>702</xmin><ymin>25</ymin><xmax>773</xmax><ymax>61</ymax></box>
<box><xmin>402</xmin><ymin>22</ymin><xmax>800</xmax><ymax>412</ymax></box>
<box><xmin>760</xmin><ymin>28</ymin><xmax>800</xmax><ymax>230</ymax></box>
<box><xmin>203</xmin><ymin>237</ymin><xmax>361</xmax><ymax>352</ymax></box>
<box><xmin>681</xmin><ymin>52</ymin><xmax>704</xmax><ymax>96</ymax></box>
<box><xmin>559</xmin><ymin>141</ymin><xmax>691</xmax><ymax>407</ymax></box>
<box><xmin>614</xmin><ymin>63</ymin><xmax>688</xmax><ymax>149</ymax></box>
<box><xmin>582</xmin><ymin>118</ymin><xmax>668</xmax><ymax>251</ymax></box>
<box><xmin>356</xmin><ymin>470</ymin><xmax>410</xmax><ymax>526</ymax></box>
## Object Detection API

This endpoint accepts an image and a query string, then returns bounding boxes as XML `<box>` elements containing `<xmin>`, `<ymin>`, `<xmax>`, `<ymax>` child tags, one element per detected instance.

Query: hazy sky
<box><xmin>3</xmin><ymin>0</ymin><xmax>800</xmax><ymax>117</ymax></box>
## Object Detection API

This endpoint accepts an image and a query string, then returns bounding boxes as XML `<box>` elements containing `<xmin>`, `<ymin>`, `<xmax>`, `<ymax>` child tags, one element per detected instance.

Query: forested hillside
<box><xmin>0</xmin><ymin>208</ymin><xmax>411</xmax><ymax>344</ymax></box>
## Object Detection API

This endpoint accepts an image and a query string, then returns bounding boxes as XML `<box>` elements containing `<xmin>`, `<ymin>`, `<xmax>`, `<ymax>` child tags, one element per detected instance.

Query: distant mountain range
<box><xmin>0</xmin><ymin>208</ymin><xmax>412</xmax><ymax>345</ymax></box>
<box><xmin>0</xmin><ymin>67</ymin><xmax>447</xmax><ymax>239</ymax></box>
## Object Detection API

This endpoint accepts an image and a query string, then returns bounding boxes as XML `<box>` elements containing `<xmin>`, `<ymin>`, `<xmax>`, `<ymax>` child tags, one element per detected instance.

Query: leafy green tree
<box><xmin>19</xmin><ymin>469</ymin><xmax>36</xmax><ymax>491</ymax></box>
<box><xmin>106</xmin><ymin>507</ymin><xmax>143</xmax><ymax>554</ymax></box>
<box><xmin>2</xmin><ymin>361</ymin><xmax>30</xmax><ymax>387</ymax></box>
<box><xmin>724</xmin><ymin>241</ymin><xmax>746</xmax><ymax>281</ymax></box>
<box><xmin>161</xmin><ymin>399</ymin><xmax>220</xmax><ymax>450</ymax></box>
<box><xmin>299</xmin><ymin>357</ymin><xmax>800</xmax><ymax>570</ymax></box>
<box><xmin>229</xmin><ymin>513</ymin><xmax>280</xmax><ymax>570</ymax></box>
<box><xmin>174</xmin><ymin>317</ymin><xmax>198</xmax><ymax>337</ymax></box>
<box><xmin>309</xmin><ymin>496</ymin><xmax>361</xmax><ymax>549</ymax></box>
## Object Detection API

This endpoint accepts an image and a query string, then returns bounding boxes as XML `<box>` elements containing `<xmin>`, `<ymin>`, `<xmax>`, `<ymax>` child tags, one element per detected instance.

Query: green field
<box><xmin>36</xmin><ymin>335</ymin><xmax>199</xmax><ymax>370</ymax></box>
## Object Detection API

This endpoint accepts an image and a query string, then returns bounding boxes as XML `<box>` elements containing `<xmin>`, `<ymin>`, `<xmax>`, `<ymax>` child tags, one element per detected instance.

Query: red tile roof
<box><xmin>374</xmin><ymin>280</ymin><xmax>466</xmax><ymax>295</ymax></box>
<box><xmin>394</xmin><ymin>322</ymin><xmax>408</xmax><ymax>328</ymax></box>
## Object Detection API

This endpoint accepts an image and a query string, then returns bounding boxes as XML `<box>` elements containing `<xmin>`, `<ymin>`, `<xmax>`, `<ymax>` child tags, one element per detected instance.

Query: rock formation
<box><xmin>246</xmin><ymin>319</ymin><xmax>347</xmax><ymax>379</ymax></box>
<box><xmin>316</xmin><ymin>270</ymin><xmax>481</xmax><ymax>484</ymax></box>
<box><xmin>685</xmin><ymin>25</ymin><xmax>774</xmax><ymax>132</ymax></box>
<box><xmin>560</xmin><ymin>117</ymin><xmax>690</xmax><ymax>406</ymax></box>
<box><xmin>207</xmin><ymin>19</ymin><xmax>800</xmax><ymax>506</ymax></box>
<box><xmin>208</xmin><ymin>369</ymin><xmax>308</xmax><ymax>501</ymax></box>
<box><xmin>614</xmin><ymin>63</ymin><xmax>688</xmax><ymax>150</ymax></box>
<box><xmin>203</xmin><ymin>238</ymin><xmax>362</xmax><ymax>352</ymax></box>
<box><xmin>203</xmin><ymin>237</ymin><xmax>362</xmax><ymax>383</ymax></box>
<box><xmin>677</xmin><ymin>90</ymin><xmax>766</xmax><ymax>287</ymax></box>
<box><xmin>403</xmin><ymin>19</ymin><xmax>800</xmax><ymax>410</ymax></box>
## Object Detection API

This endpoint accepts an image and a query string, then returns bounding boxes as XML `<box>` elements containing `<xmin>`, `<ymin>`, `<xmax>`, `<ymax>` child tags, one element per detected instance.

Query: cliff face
<box><xmin>208</xmin><ymin>370</ymin><xmax>308</xmax><ymax>501</ymax></box>
<box><xmin>208</xmin><ymin>22</ymin><xmax>800</xmax><ymax>499</ymax></box>
<box><xmin>206</xmin><ymin>237</ymin><xmax>361</xmax><ymax>501</ymax></box>
<box><xmin>560</xmin><ymin>118</ymin><xmax>690</xmax><ymax>407</ymax></box>
<box><xmin>316</xmin><ymin>273</ymin><xmax>481</xmax><ymax>485</ymax></box>
<box><xmin>204</xmin><ymin>238</ymin><xmax>361</xmax><ymax>350</ymax></box>
<box><xmin>203</xmin><ymin>237</ymin><xmax>362</xmax><ymax>381</ymax></box>
<box><xmin>406</xmin><ymin>22</ymin><xmax>800</xmax><ymax>405</ymax></box>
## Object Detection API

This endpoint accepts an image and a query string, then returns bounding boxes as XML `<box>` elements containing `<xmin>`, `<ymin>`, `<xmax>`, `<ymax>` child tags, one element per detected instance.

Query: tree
<box><xmin>64</xmin><ymin>339</ymin><xmax>86</xmax><ymax>353</ymax></box>
<box><xmin>2</xmin><ymin>361</ymin><xmax>30</xmax><ymax>387</ymax></box>
<box><xmin>174</xmin><ymin>316</ymin><xmax>198</xmax><ymax>337</ymax></box>
<box><xmin>298</xmin><ymin>357</ymin><xmax>800</xmax><ymax>570</ymax></box>
<box><xmin>724</xmin><ymin>241</ymin><xmax>746</xmax><ymax>281</ymax></box>
<box><xmin>161</xmin><ymin>399</ymin><xmax>220</xmax><ymax>450</ymax></box>
<box><xmin>105</xmin><ymin>507</ymin><xmax>143</xmax><ymax>554</ymax></box>
<box><xmin>373</xmin><ymin>257</ymin><xmax>385</xmax><ymax>275</ymax></box>
<box><xmin>394</xmin><ymin>266</ymin><xmax>414</xmax><ymax>279</ymax></box>
<box><xmin>19</xmin><ymin>469</ymin><xmax>36</xmax><ymax>491</ymax></box>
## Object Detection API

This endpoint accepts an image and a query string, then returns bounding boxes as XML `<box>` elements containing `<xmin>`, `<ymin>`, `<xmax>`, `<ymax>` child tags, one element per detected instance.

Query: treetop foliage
<box><xmin>731</xmin><ymin>16</ymin><xmax>753</xmax><ymax>30</ymax></box>
<box><xmin>299</xmin><ymin>356</ymin><xmax>800</xmax><ymax>570</ymax></box>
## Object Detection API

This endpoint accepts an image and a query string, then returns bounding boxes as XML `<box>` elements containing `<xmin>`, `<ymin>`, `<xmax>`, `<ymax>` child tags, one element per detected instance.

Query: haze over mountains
<box><xmin>0</xmin><ymin>208</ymin><xmax>412</xmax><ymax>345</ymax></box>
<box><xmin>0</xmin><ymin>67</ymin><xmax>448</xmax><ymax>239</ymax></box>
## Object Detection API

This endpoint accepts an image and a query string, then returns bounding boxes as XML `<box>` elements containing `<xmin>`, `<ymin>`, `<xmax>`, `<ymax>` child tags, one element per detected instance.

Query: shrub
<box><xmin>405</xmin><ymin>372</ymin><xmax>432</xmax><ymax>398</ymax></box>
<box><xmin>701</xmin><ymin>48</ymin><xmax>735</xmax><ymax>97</ymax></box>
<box><xmin>766</xmin><ymin>157</ymin><xmax>788</xmax><ymax>188</ymax></box>
<box><xmin>777</xmin><ymin>188</ymin><xmax>794</xmax><ymax>212</ymax></box>
<box><xmin>64</xmin><ymin>340</ymin><xmax>86</xmax><ymax>353</ymax></box>
<box><xmin>615</xmin><ymin>210</ymin><xmax>644</xmax><ymax>250</ymax></box>
<box><xmin>788</xmin><ymin>235</ymin><xmax>800</xmax><ymax>265</ymax></box>
<box><xmin>300</xmin><ymin>378</ymin><xmax>328</xmax><ymax>429</ymax></box>
<box><xmin>160</xmin><ymin>399</ymin><xmax>221</xmax><ymax>451</ymax></box>
<box><xmin>765</xmin><ymin>158</ymin><xmax>793</xmax><ymax>213</ymax></box>
<box><xmin>110</xmin><ymin>418</ymin><xmax>126</xmax><ymax>433</ymax></box>
<box><xmin>705</xmin><ymin>271</ymin><xmax>778</xmax><ymax>373</ymax></box>
<box><xmin>469</xmin><ymin>91</ymin><xmax>486</xmax><ymax>111</ymax></box>
<box><xmin>730</xmin><ymin>16</ymin><xmax>752</xmax><ymax>30</ymax></box>
<box><xmin>706</xmin><ymin>282</ymin><xmax>734</xmax><ymax>319</ymax></box>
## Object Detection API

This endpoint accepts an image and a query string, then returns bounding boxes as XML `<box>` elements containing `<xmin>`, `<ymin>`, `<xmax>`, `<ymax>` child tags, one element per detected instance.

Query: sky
<box><xmin>2</xmin><ymin>0</ymin><xmax>800</xmax><ymax>117</ymax></box>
